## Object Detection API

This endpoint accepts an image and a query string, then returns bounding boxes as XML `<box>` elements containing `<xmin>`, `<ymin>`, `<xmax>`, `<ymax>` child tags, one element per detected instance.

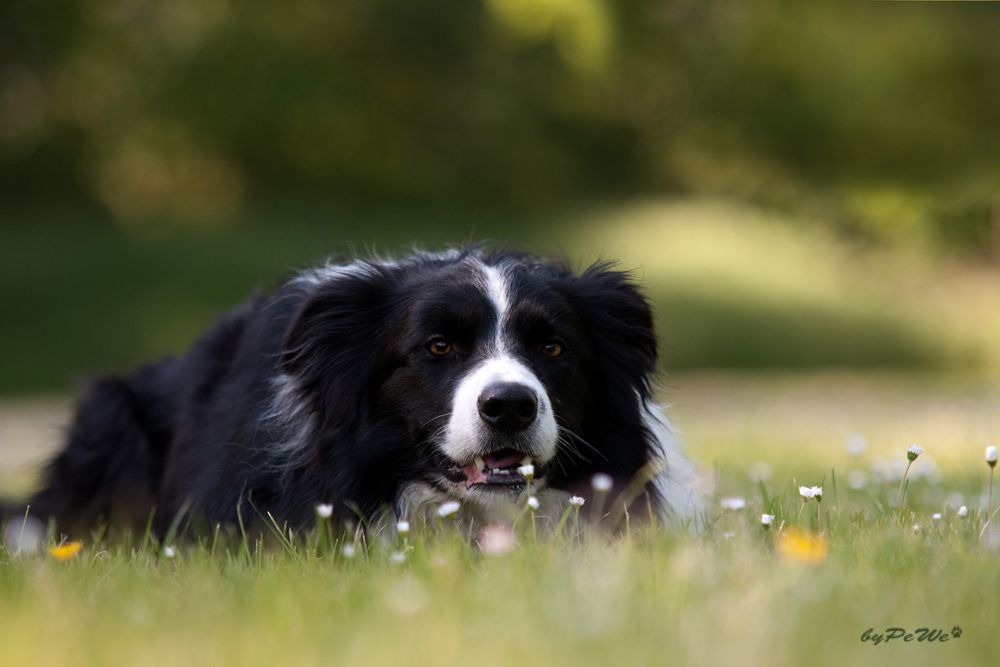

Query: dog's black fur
<box><xmin>8</xmin><ymin>247</ymin><xmax>692</xmax><ymax>538</ymax></box>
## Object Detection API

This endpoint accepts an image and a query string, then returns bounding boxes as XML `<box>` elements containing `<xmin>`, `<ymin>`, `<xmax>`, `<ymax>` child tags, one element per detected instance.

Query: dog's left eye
<box><xmin>427</xmin><ymin>338</ymin><xmax>452</xmax><ymax>355</ymax></box>
<box><xmin>541</xmin><ymin>341</ymin><xmax>563</xmax><ymax>357</ymax></box>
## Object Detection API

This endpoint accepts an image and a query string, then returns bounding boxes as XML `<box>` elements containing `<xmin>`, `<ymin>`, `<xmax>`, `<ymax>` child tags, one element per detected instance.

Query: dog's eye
<box><xmin>427</xmin><ymin>338</ymin><xmax>452</xmax><ymax>356</ymax></box>
<box><xmin>541</xmin><ymin>341</ymin><xmax>563</xmax><ymax>357</ymax></box>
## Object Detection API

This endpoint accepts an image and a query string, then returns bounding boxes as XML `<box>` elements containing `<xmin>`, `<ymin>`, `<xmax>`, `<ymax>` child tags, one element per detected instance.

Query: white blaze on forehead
<box><xmin>440</xmin><ymin>356</ymin><xmax>558</xmax><ymax>465</ymax></box>
<box><xmin>480</xmin><ymin>263</ymin><xmax>511</xmax><ymax>352</ymax></box>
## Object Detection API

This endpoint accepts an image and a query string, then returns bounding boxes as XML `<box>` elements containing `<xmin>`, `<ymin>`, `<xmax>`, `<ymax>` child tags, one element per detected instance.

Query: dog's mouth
<box><xmin>440</xmin><ymin>450</ymin><xmax>544</xmax><ymax>490</ymax></box>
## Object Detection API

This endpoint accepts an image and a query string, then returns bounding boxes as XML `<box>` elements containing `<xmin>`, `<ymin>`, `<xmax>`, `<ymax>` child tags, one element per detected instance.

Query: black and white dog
<box><xmin>24</xmin><ymin>247</ymin><xmax>696</xmax><ymax>537</ymax></box>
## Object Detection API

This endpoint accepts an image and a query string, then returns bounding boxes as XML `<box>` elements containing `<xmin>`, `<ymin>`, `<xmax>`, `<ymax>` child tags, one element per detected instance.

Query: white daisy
<box><xmin>436</xmin><ymin>500</ymin><xmax>461</xmax><ymax>518</ymax></box>
<box><xmin>591</xmin><ymin>473</ymin><xmax>613</xmax><ymax>493</ymax></box>
<box><xmin>986</xmin><ymin>446</ymin><xmax>998</xmax><ymax>467</ymax></box>
<box><xmin>720</xmin><ymin>496</ymin><xmax>746</xmax><ymax>511</ymax></box>
<box><xmin>478</xmin><ymin>525</ymin><xmax>516</xmax><ymax>557</ymax></box>
<box><xmin>846</xmin><ymin>434</ymin><xmax>867</xmax><ymax>457</ymax></box>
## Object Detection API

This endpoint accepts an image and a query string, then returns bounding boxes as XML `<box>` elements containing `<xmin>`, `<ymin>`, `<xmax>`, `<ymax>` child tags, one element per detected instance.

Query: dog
<box><xmin>19</xmin><ymin>246</ymin><xmax>696</xmax><ymax>538</ymax></box>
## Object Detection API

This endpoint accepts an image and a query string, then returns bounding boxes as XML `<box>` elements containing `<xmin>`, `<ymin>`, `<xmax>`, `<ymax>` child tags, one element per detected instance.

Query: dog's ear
<box><xmin>550</xmin><ymin>262</ymin><xmax>659</xmax><ymax>478</ymax></box>
<box><xmin>557</xmin><ymin>262</ymin><xmax>658</xmax><ymax>397</ymax></box>
<box><xmin>281</xmin><ymin>268</ymin><xmax>396</xmax><ymax>427</ymax></box>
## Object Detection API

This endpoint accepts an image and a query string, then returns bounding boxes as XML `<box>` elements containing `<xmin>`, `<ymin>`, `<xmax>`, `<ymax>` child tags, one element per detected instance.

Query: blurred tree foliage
<box><xmin>2</xmin><ymin>0</ymin><xmax>999</xmax><ymax>247</ymax></box>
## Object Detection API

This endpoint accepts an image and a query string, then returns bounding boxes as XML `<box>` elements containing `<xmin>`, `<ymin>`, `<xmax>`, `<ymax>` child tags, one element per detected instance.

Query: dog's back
<box><xmin>25</xmin><ymin>301</ymin><xmax>256</xmax><ymax>537</ymax></box>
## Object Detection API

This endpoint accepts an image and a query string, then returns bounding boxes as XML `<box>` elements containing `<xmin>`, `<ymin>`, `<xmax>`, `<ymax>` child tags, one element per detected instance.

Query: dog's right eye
<box><xmin>427</xmin><ymin>338</ymin><xmax>452</xmax><ymax>356</ymax></box>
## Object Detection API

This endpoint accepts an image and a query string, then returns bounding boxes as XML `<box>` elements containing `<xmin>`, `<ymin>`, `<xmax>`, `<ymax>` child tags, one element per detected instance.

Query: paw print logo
<box><xmin>951</xmin><ymin>626</ymin><xmax>962</xmax><ymax>639</ymax></box>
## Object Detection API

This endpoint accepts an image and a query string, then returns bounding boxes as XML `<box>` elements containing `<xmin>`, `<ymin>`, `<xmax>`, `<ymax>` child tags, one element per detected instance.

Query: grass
<box><xmin>4</xmin><ymin>370</ymin><xmax>1000</xmax><ymax>667</ymax></box>
<box><xmin>2</xmin><ymin>465</ymin><xmax>999</xmax><ymax>667</ymax></box>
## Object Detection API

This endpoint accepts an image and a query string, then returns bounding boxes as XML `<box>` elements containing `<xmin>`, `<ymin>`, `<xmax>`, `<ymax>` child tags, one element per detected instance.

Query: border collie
<box><xmin>22</xmin><ymin>246</ymin><xmax>696</xmax><ymax>537</ymax></box>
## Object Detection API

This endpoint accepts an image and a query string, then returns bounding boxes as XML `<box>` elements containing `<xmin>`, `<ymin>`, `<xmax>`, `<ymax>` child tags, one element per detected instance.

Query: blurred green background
<box><xmin>3</xmin><ymin>0</ymin><xmax>1000</xmax><ymax>395</ymax></box>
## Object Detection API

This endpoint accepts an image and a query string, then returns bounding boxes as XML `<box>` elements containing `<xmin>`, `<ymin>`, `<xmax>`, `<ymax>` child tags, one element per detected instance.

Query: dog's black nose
<box><xmin>478</xmin><ymin>383</ymin><xmax>538</xmax><ymax>433</ymax></box>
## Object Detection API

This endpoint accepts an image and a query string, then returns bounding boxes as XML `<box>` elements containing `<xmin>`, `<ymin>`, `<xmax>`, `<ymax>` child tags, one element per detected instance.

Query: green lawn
<box><xmin>2</xmin><ymin>371</ymin><xmax>999</xmax><ymax>667</ymax></box>
<box><xmin>1</xmin><ymin>474</ymin><xmax>997</xmax><ymax>667</ymax></box>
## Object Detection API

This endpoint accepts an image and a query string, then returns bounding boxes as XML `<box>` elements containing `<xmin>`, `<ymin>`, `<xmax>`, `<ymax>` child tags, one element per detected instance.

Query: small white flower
<box><xmin>987</xmin><ymin>446</ymin><xmax>998</xmax><ymax>467</ymax></box>
<box><xmin>478</xmin><ymin>524</ymin><xmax>517</xmax><ymax>557</ymax></box>
<box><xmin>591</xmin><ymin>473</ymin><xmax>614</xmax><ymax>493</ymax></box>
<box><xmin>163</xmin><ymin>546</ymin><xmax>176</xmax><ymax>558</ymax></box>
<box><xmin>799</xmin><ymin>486</ymin><xmax>815</xmax><ymax>500</ymax></box>
<box><xmin>517</xmin><ymin>464</ymin><xmax>535</xmax><ymax>478</ymax></box>
<box><xmin>389</xmin><ymin>551</ymin><xmax>407</xmax><ymax>564</ymax></box>
<box><xmin>526</xmin><ymin>496</ymin><xmax>540</xmax><ymax>510</ymax></box>
<box><xmin>958</xmin><ymin>506</ymin><xmax>969</xmax><ymax>518</ymax></box>
<box><xmin>720</xmin><ymin>496</ymin><xmax>746</xmax><ymax>511</ymax></box>
<box><xmin>811</xmin><ymin>486</ymin><xmax>823</xmax><ymax>501</ymax></box>
<box><xmin>761</xmin><ymin>514</ymin><xmax>775</xmax><ymax>527</ymax></box>
<box><xmin>396</xmin><ymin>521</ymin><xmax>410</xmax><ymax>535</ymax></box>
<box><xmin>846</xmin><ymin>434</ymin><xmax>867</xmax><ymax>457</ymax></box>
<box><xmin>912</xmin><ymin>524</ymin><xmax>921</xmax><ymax>532</ymax></box>
<box><xmin>568</xmin><ymin>495</ymin><xmax>586</xmax><ymax>507</ymax></box>
<box><xmin>436</xmin><ymin>500</ymin><xmax>461</xmax><ymax>518</ymax></box>
<box><xmin>316</xmin><ymin>503</ymin><xmax>334</xmax><ymax>518</ymax></box>
<box><xmin>932</xmin><ymin>513</ymin><xmax>942</xmax><ymax>522</ymax></box>
<box><xmin>341</xmin><ymin>543</ymin><xmax>356</xmax><ymax>558</ymax></box>
<box><xmin>907</xmin><ymin>444</ymin><xmax>923</xmax><ymax>461</ymax></box>
<box><xmin>846</xmin><ymin>469</ymin><xmax>867</xmax><ymax>490</ymax></box>
<box><xmin>2</xmin><ymin>516</ymin><xmax>44</xmax><ymax>555</ymax></box>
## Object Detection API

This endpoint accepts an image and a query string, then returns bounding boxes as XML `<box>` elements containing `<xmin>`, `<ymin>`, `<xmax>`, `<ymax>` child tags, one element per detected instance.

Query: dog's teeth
<box><xmin>498</xmin><ymin>469</ymin><xmax>510</xmax><ymax>475</ymax></box>
<box><xmin>521</xmin><ymin>456</ymin><xmax>533</xmax><ymax>466</ymax></box>
<box><xmin>475</xmin><ymin>457</ymin><xmax>486</xmax><ymax>472</ymax></box>
<box><xmin>492</xmin><ymin>468</ymin><xmax>501</xmax><ymax>474</ymax></box>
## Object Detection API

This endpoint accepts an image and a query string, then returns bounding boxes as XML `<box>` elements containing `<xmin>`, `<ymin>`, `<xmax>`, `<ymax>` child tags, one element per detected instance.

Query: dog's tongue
<box><xmin>462</xmin><ymin>452</ymin><xmax>526</xmax><ymax>489</ymax></box>
<box><xmin>484</xmin><ymin>452</ymin><xmax>525</xmax><ymax>469</ymax></box>
<box><xmin>463</xmin><ymin>465</ymin><xmax>488</xmax><ymax>488</ymax></box>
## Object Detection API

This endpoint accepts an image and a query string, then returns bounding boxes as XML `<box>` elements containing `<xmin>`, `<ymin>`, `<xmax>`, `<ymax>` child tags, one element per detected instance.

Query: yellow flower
<box><xmin>48</xmin><ymin>540</ymin><xmax>84</xmax><ymax>562</ymax></box>
<box><xmin>776</xmin><ymin>528</ymin><xmax>828</xmax><ymax>565</ymax></box>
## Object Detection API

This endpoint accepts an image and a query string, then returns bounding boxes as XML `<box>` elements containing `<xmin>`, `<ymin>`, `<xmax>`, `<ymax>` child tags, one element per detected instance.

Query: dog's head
<box><xmin>280</xmin><ymin>248</ymin><xmax>659</xmax><ymax>520</ymax></box>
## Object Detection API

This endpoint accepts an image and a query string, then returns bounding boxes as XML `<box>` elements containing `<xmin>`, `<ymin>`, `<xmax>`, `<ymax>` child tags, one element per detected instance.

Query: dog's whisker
<box><xmin>554</xmin><ymin>432</ymin><xmax>590</xmax><ymax>465</ymax></box>
<box><xmin>555</xmin><ymin>422</ymin><xmax>607</xmax><ymax>462</ymax></box>
<box><xmin>418</xmin><ymin>413</ymin><xmax>451</xmax><ymax>432</ymax></box>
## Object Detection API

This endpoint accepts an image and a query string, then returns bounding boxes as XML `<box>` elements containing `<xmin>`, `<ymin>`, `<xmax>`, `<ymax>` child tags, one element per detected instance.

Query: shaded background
<box><xmin>3</xmin><ymin>0</ymin><xmax>1000</xmax><ymax>395</ymax></box>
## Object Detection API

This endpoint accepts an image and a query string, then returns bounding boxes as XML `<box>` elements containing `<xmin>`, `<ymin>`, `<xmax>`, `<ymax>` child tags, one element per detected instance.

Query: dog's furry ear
<box><xmin>558</xmin><ymin>262</ymin><xmax>658</xmax><ymax>397</ymax></box>
<box><xmin>281</xmin><ymin>268</ymin><xmax>396</xmax><ymax>427</ymax></box>
<box><xmin>551</xmin><ymin>262</ymin><xmax>659</xmax><ymax>478</ymax></box>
